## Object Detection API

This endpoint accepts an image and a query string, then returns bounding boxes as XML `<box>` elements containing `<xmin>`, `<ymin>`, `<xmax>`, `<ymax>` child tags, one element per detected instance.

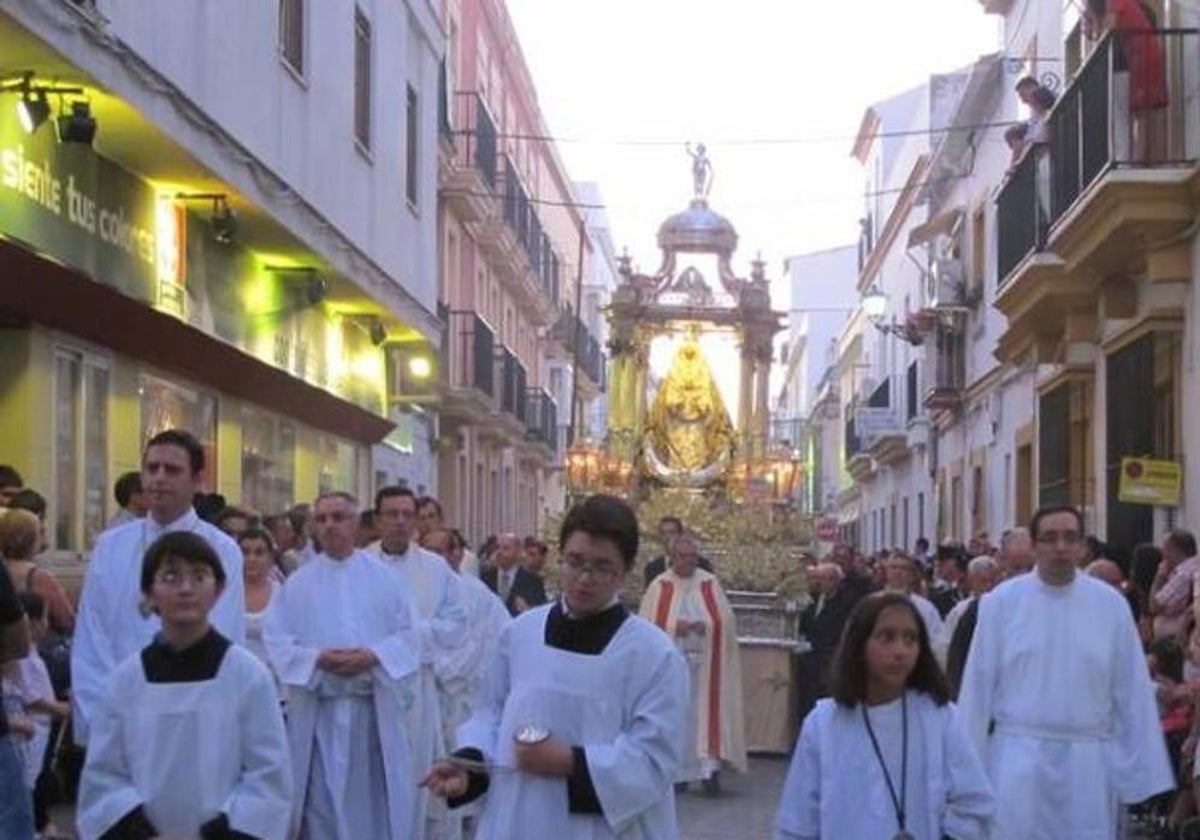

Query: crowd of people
<box><xmin>0</xmin><ymin>429</ymin><xmax>752</xmax><ymax>840</ymax></box>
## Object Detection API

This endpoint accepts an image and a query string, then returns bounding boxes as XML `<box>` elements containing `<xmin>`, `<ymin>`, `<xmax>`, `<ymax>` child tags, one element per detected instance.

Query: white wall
<box><xmin>97</xmin><ymin>0</ymin><xmax>444</xmax><ymax>317</ymax></box>
<box><xmin>782</xmin><ymin>245</ymin><xmax>858</xmax><ymax>419</ymax></box>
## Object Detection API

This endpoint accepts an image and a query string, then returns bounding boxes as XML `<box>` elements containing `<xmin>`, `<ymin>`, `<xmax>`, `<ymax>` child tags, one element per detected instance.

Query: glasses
<box><xmin>561</xmin><ymin>557</ymin><xmax>621</xmax><ymax>582</ymax></box>
<box><xmin>1035</xmin><ymin>531</ymin><xmax>1081</xmax><ymax>547</ymax></box>
<box><xmin>154</xmin><ymin>568</ymin><xmax>216</xmax><ymax>589</ymax></box>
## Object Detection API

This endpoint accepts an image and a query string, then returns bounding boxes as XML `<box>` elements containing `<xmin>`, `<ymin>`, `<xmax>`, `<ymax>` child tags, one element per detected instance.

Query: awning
<box><xmin>907</xmin><ymin>207</ymin><xmax>964</xmax><ymax>249</ymax></box>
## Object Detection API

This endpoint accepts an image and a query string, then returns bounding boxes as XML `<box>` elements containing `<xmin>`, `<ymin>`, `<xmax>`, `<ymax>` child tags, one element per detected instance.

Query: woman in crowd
<box><xmin>238</xmin><ymin>528</ymin><xmax>285</xmax><ymax>702</ymax></box>
<box><xmin>0</xmin><ymin>511</ymin><xmax>73</xmax><ymax>636</ymax></box>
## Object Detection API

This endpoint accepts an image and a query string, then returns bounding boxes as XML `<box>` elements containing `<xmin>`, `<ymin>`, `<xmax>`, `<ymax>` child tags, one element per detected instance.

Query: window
<box><xmin>318</xmin><ymin>435</ymin><xmax>361</xmax><ymax>496</ymax></box>
<box><xmin>53</xmin><ymin>349</ymin><xmax>109</xmax><ymax>552</ymax></box>
<box><xmin>279</xmin><ymin>0</ymin><xmax>305</xmax><ymax>76</ymax></box>
<box><xmin>406</xmin><ymin>85</ymin><xmax>419</xmax><ymax>206</ymax></box>
<box><xmin>354</xmin><ymin>9</ymin><xmax>372</xmax><ymax>149</ymax></box>
<box><xmin>140</xmin><ymin>373</ymin><xmax>218</xmax><ymax>493</ymax></box>
<box><xmin>241</xmin><ymin>406</ymin><xmax>296</xmax><ymax>514</ymax></box>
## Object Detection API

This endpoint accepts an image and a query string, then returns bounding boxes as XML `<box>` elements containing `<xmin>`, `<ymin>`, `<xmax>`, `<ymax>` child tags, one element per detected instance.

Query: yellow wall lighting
<box><xmin>408</xmin><ymin>355</ymin><xmax>432</xmax><ymax>379</ymax></box>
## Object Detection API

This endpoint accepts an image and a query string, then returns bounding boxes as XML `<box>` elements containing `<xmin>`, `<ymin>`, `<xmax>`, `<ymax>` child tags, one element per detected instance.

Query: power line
<box><xmin>440</xmin><ymin>171</ymin><xmax>971</xmax><ymax>213</ymax></box>
<box><xmin>450</xmin><ymin>118</ymin><xmax>1023</xmax><ymax>148</ymax></box>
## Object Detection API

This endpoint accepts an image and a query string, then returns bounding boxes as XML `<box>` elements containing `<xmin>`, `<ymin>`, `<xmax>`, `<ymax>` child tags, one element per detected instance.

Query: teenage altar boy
<box><xmin>423</xmin><ymin>494</ymin><xmax>689</xmax><ymax>839</ymax></box>
<box><xmin>77</xmin><ymin>531</ymin><xmax>292</xmax><ymax>840</ymax></box>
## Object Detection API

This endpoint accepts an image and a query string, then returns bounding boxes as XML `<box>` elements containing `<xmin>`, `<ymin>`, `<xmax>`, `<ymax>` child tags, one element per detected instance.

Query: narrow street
<box><xmin>677</xmin><ymin>756</ymin><xmax>789</xmax><ymax>840</ymax></box>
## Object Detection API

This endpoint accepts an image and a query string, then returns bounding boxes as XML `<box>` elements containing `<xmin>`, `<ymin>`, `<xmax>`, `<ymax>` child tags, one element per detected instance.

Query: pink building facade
<box><xmin>437</xmin><ymin>0</ymin><xmax>604</xmax><ymax>543</ymax></box>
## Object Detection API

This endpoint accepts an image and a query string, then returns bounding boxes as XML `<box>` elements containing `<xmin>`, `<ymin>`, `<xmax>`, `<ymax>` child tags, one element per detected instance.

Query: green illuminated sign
<box><xmin>0</xmin><ymin>110</ymin><xmax>158</xmax><ymax>302</ymax></box>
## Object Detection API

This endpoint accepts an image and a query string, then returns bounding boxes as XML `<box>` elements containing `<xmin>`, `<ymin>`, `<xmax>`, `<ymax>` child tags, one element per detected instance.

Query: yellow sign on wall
<box><xmin>1117</xmin><ymin>457</ymin><xmax>1182</xmax><ymax>507</ymax></box>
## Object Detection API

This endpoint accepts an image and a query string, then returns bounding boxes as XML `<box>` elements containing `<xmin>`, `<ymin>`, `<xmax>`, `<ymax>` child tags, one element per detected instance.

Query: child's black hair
<box><xmin>828</xmin><ymin>591</ymin><xmax>952</xmax><ymax>707</ymax></box>
<box><xmin>140</xmin><ymin>531</ymin><xmax>226</xmax><ymax>594</ymax></box>
<box><xmin>558</xmin><ymin>494</ymin><xmax>640</xmax><ymax>570</ymax></box>
<box><xmin>1150</xmin><ymin>637</ymin><xmax>1185</xmax><ymax>684</ymax></box>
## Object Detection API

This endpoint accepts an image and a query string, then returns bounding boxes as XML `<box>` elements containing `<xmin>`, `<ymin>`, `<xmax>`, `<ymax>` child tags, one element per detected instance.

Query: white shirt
<box><xmin>71</xmin><ymin>509</ymin><xmax>245</xmax><ymax>743</ymax></box>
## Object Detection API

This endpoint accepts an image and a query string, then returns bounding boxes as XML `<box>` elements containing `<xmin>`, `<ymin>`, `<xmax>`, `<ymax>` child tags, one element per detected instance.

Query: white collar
<box><xmin>145</xmin><ymin>508</ymin><xmax>200</xmax><ymax>536</ymax></box>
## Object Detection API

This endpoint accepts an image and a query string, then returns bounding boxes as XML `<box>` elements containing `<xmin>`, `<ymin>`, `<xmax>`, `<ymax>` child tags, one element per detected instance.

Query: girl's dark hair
<box><xmin>141</xmin><ymin>531</ymin><xmax>227</xmax><ymax>594</ymax></box>
<box><xmin>1150</xmin><ymin>637</ymin><xmax>1184</xmax><ymax>683</ymax></box>
<box><xmin>828</xmin><ymin>592</ymin><xmax>952</xmax><ymax>707</ymax></box>
<box><xmin>18</xmin><ymin>590</ymin><xmax>45</xmax><ymax>621</ymax></box>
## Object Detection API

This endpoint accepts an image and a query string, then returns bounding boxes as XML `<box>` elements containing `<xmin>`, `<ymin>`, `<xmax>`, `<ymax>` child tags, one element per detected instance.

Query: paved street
<box><xmin>677</xmin><ymin>756</ymin><xmax>789</xmax><ymax>840</ymax></box>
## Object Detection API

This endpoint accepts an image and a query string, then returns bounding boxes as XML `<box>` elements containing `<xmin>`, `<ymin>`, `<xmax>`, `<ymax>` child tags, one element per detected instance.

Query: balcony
<box><xmin>493</xmin><ymin>157</ymin><xmax>558</xmax><ymax>325</ymax></box>
<box><xmin>922</xmin><ymin>324</ymin><xmax>966</xmax><ymax>411</ymax></box>
<box><xmin>440</xmin><ymin>92</ymin><xmax>499</xmax><ymax>223</ymax></box>
<box><xmin>994</xmin><ymin>29</ymin><xmax>1199</xmax><ymax>363</ymax></box>
<box><xmin>524</xmin><ymin>388</ymin><xmax>558</xmax><ymax>455</ymax></box>
<box><xmin>860</xmin><ymin>379</ymin><xmax>907</xmax><ymax>466</ymax></box>
<box><xmin>495</xmin><ymin>347</ymin><xmax>528</xmax><ymax>435</ymax></box>
<box><xmin>844</xmin><ymin>414</ymin><xmax>874</xmax><ymax>484</ymax></box>
<box><xmin>442</xmin><ymin>310</ymin><xmax>497</xmax><ymax>422</ymax></box>
<box><xmin>550</xmin><ymin>311</ymin><xmax>606</xmax><ymax>392</ymax></box>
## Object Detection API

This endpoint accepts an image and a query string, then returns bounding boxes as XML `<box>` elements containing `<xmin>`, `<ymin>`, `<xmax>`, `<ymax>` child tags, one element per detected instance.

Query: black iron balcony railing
<box><xmin>906</xmin><ymin>361</ymin><xmax>919</xmax><ymax>422</ymax></box>
<box><xmin>995</xmin><ymin>29</ymin><xmax>1197</xmax><ymax>287</ymax></box>
<box><xmin>446</xmin><ymin>310</ymin><xmax>495</xmax><ymax>396</ymax></box>
<box><xmin>844</xmin><ymin>415</ymin><xmax>862</xmax><ymax>460</ymax></box>
<box><xmin>438</xmin><ymin>60</ymin><xmax>452</xmax><ymax>144</ymax></box>
<box><xmin>453</xmin><ymin>91</ymin><xmax>498</xmax><ymax>190</ymax></box>
<box><xmin>502</xmin><ymin>155</ymin><xmax>560</xmax><ymax>303</ymax></box>
<box><xmin>996</xmin><ymin>146</ymin><xmax>1047</xmax><ymax>285</ymax></box>
<box><xmin>496</xmin><ymin>347</ymin><xmax>527</xmax><ymax>422</ymax></box>
<box><xmin>525</xmin><ymin>389</ymin><xmax>558</xmax><ymax>452</ymax></box>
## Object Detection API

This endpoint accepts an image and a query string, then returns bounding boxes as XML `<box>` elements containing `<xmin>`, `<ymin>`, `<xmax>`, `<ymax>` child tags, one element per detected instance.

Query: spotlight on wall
<box><xmin>17</xmin><ymin>89</ymin><xmax>49</xmax><ymax>134</ymax></box>
<box><xmin>173</xmin><ymin>192</ymin><xmax>238</xmax><ymax>245</ymax></box>
<box><xmin>2</xmin><ymin>72</ymin><xmax>86</xmax><ymax>137</ymax></box>
<box><xmin>262</xmin><ymin>265</ymin><xmax>328</xmax><ymax>309</ymax></box>
<box><xmin>56</xmin><ymin>100</ymin><xmax>97</xmax><ymax>145</ymax></box>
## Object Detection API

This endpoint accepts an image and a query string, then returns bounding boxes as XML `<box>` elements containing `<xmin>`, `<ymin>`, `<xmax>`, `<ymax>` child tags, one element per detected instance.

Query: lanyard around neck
<box><xmin>861</xmin><ymin>693</ymin><xmax>908</xmax><ymax>837</ymax></box>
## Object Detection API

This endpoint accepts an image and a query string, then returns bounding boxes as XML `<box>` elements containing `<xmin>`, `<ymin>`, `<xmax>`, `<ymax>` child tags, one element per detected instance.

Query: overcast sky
<box><xmin>505</xmin><ymin>1</ymin><xmax>1002</xmax><ymax>306</ymax></box>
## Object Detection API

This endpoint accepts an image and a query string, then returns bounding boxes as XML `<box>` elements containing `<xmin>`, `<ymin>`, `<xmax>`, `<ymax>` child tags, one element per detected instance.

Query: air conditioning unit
<box><xmin>928</xmin><ymin>257</ymin><xmax>967</xmax><ymax>309</ymax></box>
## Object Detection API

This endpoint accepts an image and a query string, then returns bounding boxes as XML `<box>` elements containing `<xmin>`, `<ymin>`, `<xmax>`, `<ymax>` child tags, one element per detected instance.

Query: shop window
<box><xmin>241</xmin><ymin>406</ymin><xmax>296</xmax><ymax>515</ymax></box>
<box><xmin>139</xmin><ymin>374</ymin><xmax>218</xmax><ymax>492</ymax></box>
<box><xmin>318</xmin><ymin>435</ymin><xmax>361</xmax><ymax>496</ymax></box>
<box><xmin>53</xmin><ymin>348</ymin><xmax>109</xmax><ymax>552</ymax></box>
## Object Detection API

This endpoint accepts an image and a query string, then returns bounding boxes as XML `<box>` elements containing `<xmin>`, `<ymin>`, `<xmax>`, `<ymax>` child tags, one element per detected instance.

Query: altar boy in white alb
<box><xmin>71</xmin><ymin>429</ymin><xmax>245</xmax><ymax>744</ymax></box>
<box><xmin>265</xmin><ymin>492</ymin><xmax>421</xmax><ymax>840</ymax></box>
<box><xmin>423</xmin><ymin>494</ymin><xmax>689</xmax><ymax>839</ymax></box>
<box><xmin>77</xmin><ymin>531</ymin><xmax>291</xmax><ymax>840</ymax></box>
<box><xmin>958</xmin><ymin>504</ymin><xmax>1174</xmax><ymax>839</ymax></box>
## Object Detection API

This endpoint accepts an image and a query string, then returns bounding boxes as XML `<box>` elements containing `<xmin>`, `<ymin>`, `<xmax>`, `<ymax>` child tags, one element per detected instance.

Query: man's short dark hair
<box><xmin>1015</xmin><ymin>75</ymin><xmax>1038</xmax><ymax>91</ymax></box>
<box><xmin>114</xmin><ymin>471</ymin><xmax>143</xmax><ymax>508</ymax></box>
<box><xmin>561</xmin><ymin>494</ymin><xmax>640</xmax><ymax>570</ymax></box>
<box><xmin>915</xmin><ymin>537</ymin><xmax>930</xmax><ymax>552</ymax></box>
<box><xmin>8</xmin><ymin>488</ymin><xmax>47</xmax><ymax>520</ymax></box>
<box><xmin>416</xmin><ymin>496</ymin><xmax>443</xmax><ymax>519</ymax></box>
<box><xmin>1029</xmin><ymin>505</ymin><xmax>1084</xmax><ymax>540</ymax></box>
<box><xmin>659</xmin><ymin>516</ymin><xmax>682</xmax><ymax>533</ymax></box>
<box><xmin>140</xmin><ymin>531</ymin><xmax>227</xmax><ymax>594</ymax></box>
<box><xmin>1166</xmin><ymin>529</ymin><xmax>1198</xmax><ymax>560</ymax></box>
<box><xmin>0</xmin><ymin>465</ymin><xmax>23</xmax><ymax>489</ymax></box>
<box><xmin>215</xmin><ymin>506</ymin><xmax>254</xmax><ymax>528</ymax></box>
<box><xmin>375</xmin><ymin>485</ymin><xmax>416</xmax><ymax>513</ymax></box>
<box><xmin>145</xmin><ymin>429</ymin><xmax>205</xmax><ymax>475</ymax></box>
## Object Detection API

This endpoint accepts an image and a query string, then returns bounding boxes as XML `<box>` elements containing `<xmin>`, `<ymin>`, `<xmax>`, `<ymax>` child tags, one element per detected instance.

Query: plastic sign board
<box><xmin>1117</xmin><ymin>457</ymin><xmax>1181</xmax><ymax>507</ymax></box>
<box><xmin>854</xmin><ymin>407</ymin><xmax>901</xmax><ymax>438</ymax></box>
<box><xmin>815</xmin><ymin>518</ymin><xmax>840</xmax><ymax>542</ymax></box>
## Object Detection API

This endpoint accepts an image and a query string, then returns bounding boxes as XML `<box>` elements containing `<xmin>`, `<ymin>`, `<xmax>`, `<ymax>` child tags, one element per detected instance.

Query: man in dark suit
<box><xmin>643</xmin><ymin>516</ymin><xmax>712</xmax><ymax>587</ymax></box>
<box><xmin>796</xmin><ymin>563</ymin><xmax>854</xmax><ymax>723</ymax></box>
<box><xmin>482</xmin><ymin>532</ymin><xmax>547</xmax><ymax>616</ymax></box>
<box><xmin>930</xmin><ymin>544</ymin><xmax>968</xmax><ymax>618</ymax></box>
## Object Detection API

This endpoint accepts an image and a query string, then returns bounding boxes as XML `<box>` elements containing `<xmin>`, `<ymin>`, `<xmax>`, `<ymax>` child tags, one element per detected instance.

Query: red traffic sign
<box><xmin>816</xmin><ymin>518</ymin><xmax>840</xmax><ymax>542</ymax></box>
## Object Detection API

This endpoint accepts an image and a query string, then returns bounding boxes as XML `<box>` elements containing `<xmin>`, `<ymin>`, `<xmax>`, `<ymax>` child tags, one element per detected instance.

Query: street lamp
<box><xmin>861</xmin><ymin>285</ymin><xmax>923</xmax><ymax>346</ymax></box>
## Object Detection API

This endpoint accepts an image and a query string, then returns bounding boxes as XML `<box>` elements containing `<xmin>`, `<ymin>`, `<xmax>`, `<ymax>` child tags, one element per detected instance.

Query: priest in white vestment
<box><xmin>958</xmin><ymin>505</ymin><xmax>1174</xmax><ymax>839</ymax></box>
<box><xmin>265</xmin><ymin>492</ymin><xmax>421</xmax><ymax>840</ymax></box>
<box><xmin>640</xmin><ymin>536</ymin><xmax>746</xmax><ymax>789</ymax></box>
<box><xmin>371</xmin><ymin>487</ymin><xmax>473</xmax><ymax>840</ymax></box>
<box><xmin>423</xmin><ymin>494</ymin><xmax>688</xmax><ymax>839</ymax></box>
<box><xmin>71</xmin><ymin>430</ymin><xmax>245</xmax><ymax>744</ymax></box>
<box><xmin>884</xmin><ymin>553</ymin><xmax>943</xmax><ymax>644</ymax></box>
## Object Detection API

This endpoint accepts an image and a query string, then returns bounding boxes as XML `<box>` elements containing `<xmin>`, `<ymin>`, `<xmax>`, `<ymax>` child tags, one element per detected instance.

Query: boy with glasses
<box><xmin>423</xmin><ymin>494</ymin><xmax>689</xmax><ymax>839</ymax></box>
<box><xmin>77</xmin><ymin>531</ymin><xmax>291</xmax><ymax>839</ymax></box>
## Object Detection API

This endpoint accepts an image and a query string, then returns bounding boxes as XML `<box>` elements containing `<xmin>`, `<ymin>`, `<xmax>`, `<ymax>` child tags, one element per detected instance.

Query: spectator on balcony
<box><xmin>1004</xmin><ymin>122</ymin><xmax>1029</xmax><ymax>171</ymax></box>
<box><xmin>1015</xmin><ymin>77</ymin><xmax>1056</xmax><ymax>146</ymax></box>
<box><xmin>1085</xmin><ymin>0</ymin><xmax>1168</xmax><ymax>162</ymax></box>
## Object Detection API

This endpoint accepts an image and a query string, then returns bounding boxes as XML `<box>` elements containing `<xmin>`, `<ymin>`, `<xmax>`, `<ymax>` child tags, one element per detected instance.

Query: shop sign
<box><xmin>854</xmin><ymin>407</ymin><xmax>901</xmax><ymax>438</ymax></box>
<box><xmin>1117</xmin><ymin>457</ymin><xmax>1182</xmax><ymax>507</ymax></box>
<box><xmin>0</xmin><ymin>108</ymin><xmax>163</xmax><ymax>304</ymax></box>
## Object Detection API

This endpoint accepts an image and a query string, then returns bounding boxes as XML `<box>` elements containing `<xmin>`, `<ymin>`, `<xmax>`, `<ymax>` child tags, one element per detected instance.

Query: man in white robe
<box><xmin>640</xmin><ymin>535</ymin><xmax>747</xmax><ymax>790</ymax></box>
<box><xmin>371</xmin><ymin>486</ymin><xmax>472</xmax><ymax>840</ymax></box>
<box><xmin>423</xmin><ymin>494</ymin><xmax>688</xmax><ymax>839</ymax></box>
<box><xmin>71</xmin><ymin>429</ymin><xmax>245</xmax><ymax>744</ymax></box>
<box><xmin>959</xmin><ymin>505</ymin><xmax>1174</xmax><ymax>839</ymax></box>
<box><xmin>883</xmin><ymin>553</ymin><xmax>943</xmax><ymax>644</ymax></box>
<box><xmin>265</xmin><ymin>491</ymin><xmax>421</xmax><ymax>840</ymax></box>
